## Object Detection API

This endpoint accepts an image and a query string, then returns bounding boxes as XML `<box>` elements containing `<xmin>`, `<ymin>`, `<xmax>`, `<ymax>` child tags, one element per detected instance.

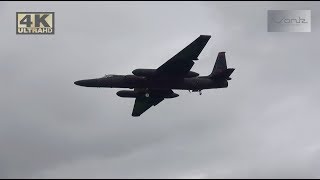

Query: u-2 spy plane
<box><xmin>74</xmin><ymin>35</ymin><xmax>235</xmax><ymax>117</ymax></box>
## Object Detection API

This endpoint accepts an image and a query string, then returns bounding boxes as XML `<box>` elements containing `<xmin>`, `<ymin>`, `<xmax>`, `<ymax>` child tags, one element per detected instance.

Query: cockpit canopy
<box><xmin>103</xmin><ymin>74</ymin><xmax>115</xmax><ymax>78</ymax></box>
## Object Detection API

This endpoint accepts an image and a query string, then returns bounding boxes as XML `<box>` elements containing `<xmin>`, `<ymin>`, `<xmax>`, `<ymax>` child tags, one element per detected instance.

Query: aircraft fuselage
<box><xmin>74</xmin><ymin>75</ymin><xmax>228</xmax><ymax>91</ymax></box>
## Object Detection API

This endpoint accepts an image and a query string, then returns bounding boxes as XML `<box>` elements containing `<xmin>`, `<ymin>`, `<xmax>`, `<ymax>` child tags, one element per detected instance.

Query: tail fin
<box><xmin>209</xmin><ymin>52</ymin><xmax>235</xmax><ymax>80</ymax></box>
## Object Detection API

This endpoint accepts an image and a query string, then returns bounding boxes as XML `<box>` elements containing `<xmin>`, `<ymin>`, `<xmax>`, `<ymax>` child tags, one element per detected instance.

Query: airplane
<box><xmin>74</xmin><ymin>35</ymin><xmax>235</xmax><ymax>117</ymax></box>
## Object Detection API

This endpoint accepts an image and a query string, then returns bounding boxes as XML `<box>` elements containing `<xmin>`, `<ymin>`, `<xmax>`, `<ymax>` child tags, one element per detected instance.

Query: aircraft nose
<box><xmin>74</xmin><ymin>80</ymin><xmax>86</xmax><ymax>86</ymax></box>
<box><xmin>74</xmin><ymin>79</ymin><xmax>101</xmax><ymax>87</ymax></box>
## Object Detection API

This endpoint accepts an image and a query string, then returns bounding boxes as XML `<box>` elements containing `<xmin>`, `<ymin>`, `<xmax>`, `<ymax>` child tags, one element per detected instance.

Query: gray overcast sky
<box><xmin>1</xmin><ymin>1</ymin><xmax>320</xmax><ymax>178</ymax></box>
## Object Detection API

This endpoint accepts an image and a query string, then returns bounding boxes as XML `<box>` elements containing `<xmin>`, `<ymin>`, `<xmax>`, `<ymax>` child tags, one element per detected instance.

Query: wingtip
<box><xmin>131</xmin><ymin>113</ymin><xmax>140</xmax><ymax>117</ymax></box>
<box><xmin>200</xmin><ymin>35</ymin><xmax>211</xmax><ymax>39</ymax></box>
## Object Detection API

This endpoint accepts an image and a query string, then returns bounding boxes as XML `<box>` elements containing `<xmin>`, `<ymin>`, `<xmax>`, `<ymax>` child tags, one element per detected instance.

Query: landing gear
<box><xmin>190</xmin><ymin>90</ymin><xmax>202</xmax><ymax>95</ymax></box>
<box><xmin>144</xmin><ymin>88</ymin><xmax>150</xmax><ymax>97</ymax></box>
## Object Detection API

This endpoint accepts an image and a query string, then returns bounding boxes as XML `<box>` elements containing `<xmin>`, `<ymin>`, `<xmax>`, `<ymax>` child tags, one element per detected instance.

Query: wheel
<box><xmin>145</xmin><ymin>93</ymin><xmax>150</xmax><ymax>97</ymax></box>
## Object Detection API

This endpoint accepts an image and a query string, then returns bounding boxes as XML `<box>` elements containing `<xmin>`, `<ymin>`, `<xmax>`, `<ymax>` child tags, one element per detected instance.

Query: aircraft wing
<box><xmin>131</xmin><ymin>89</ymin><xmax>175</xmax><ymax>117</ymax></box>
<box><xmin>132</xmin><ymin>96</ymin><xmax>164</xmax><ymax>117</ymax></box>
<box><xmin>154</xmin><ymin>35</ymin><xmax>211</xmax><ymax>78</ymax></box>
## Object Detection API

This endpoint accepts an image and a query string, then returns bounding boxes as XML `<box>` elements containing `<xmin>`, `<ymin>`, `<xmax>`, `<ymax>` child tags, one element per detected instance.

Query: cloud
<box><xmin>0</xmin><ymin>1</ymin><xmax>320</xmax><ymax>178</ymax></box>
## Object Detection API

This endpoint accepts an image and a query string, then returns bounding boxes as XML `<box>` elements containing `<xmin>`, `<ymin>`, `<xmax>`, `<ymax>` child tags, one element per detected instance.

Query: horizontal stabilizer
<box><xmin>215</xmin><ymin>68</ymin><xmax>235</xmax><ymax>80</ymax></box>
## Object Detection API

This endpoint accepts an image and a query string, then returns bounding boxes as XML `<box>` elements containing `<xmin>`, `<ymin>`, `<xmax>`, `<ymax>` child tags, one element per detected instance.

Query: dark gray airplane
<box><xmin>74</xmin><ymin>35</ymin><xmax>235</xmax><ymax>116</ymax></box>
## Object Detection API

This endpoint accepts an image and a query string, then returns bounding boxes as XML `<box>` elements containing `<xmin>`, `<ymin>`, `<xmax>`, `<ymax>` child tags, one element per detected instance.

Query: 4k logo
<box><xmin>16</xmin><ymin>12</ymin><xmax>54</xmax><ymax>34</ymax></box>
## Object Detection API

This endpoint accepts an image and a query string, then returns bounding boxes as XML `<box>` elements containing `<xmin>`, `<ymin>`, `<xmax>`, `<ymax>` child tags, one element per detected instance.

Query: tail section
<box><xmin>212</xmin><ymin>52</ymin><xmax>227</xmax><ymax>75</ymax></box>
<box><xmin>209</xmin><ymin>52</ymin><xmax>235</xmax><ymax>80</ymax></box>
